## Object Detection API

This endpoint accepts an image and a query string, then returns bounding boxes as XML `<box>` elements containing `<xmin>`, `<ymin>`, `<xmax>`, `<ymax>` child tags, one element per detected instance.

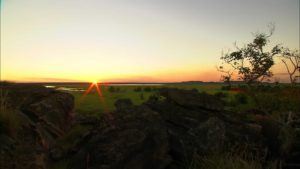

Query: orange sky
<box><xmin>1</xmin><ymin>0</ymin><xmax>299</xmax><ymax>83</ymax></box>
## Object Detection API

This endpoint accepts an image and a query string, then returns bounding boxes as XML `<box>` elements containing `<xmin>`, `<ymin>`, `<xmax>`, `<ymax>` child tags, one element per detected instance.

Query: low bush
<box><xmin>108</xmin><ymin>86</ymin><xmax>116</xmax><ymax>92</ymax></box>
<box><xmin>108</xmin><ymin>86</ymin><xmax>120</xmax><ymax>93</ymax></box>
<box><xmin>188</xmin><ymin>145</ymin><xmax>279</xmax><ymax>169</ymax></box>
<box><xmin>234</xmin><ymin>93</ymin><xmax>248</xmax><ymax>104</ymax></box>
<box><xmin>140</xmin><ymin>93</ymin><xmax>144</xmax><ymax>100</ymax></box>
<box><xmin>214</xmin><ymin>92</ymin><xmax>228</xmax><ymax>99</ymax></box>
<box><xmin>143</xmin><ymin>87</ymin><xmax>152</xmax><ymax>92</ymax></box>
<box><xmin>134</xmin><ymin>87</ymin><xmax>142</xmax><ymax>92</ymax></box>
<box><xmin>221</xmin><ymin>86</ymin><xmax>231</xmax><ymax>91</ymax></box>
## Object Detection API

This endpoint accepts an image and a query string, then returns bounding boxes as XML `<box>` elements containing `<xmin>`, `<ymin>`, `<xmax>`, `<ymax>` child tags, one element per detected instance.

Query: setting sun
<box><xmin>1</xmin><ymin>1</ymin><xmax>299</xmax><ymax>168</ymax></box>
<box><xmin>92</xmin><ymin>80</ymin><xmax>98</xmax><ymax>85</ymax></box>
<box><xmin>1</xmin><ymin>0</ymin><xmax>299</xmax><ymax>83</ymax></box>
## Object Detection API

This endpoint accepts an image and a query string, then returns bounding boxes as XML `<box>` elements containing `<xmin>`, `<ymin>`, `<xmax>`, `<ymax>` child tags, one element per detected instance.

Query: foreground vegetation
<box><xmin>42</xmin><ymin>82</ymin><xmax>299</xmax><ymax>169</ymax></box>
<box><xmin>55</xmin><ymin>83</ymin><xmax>234</xmax><ymax>115</ymax></box>
<box><xmin>53</xmin><ymin>83</ymin><xmax>300</xmax><ymax>116</ymax></box>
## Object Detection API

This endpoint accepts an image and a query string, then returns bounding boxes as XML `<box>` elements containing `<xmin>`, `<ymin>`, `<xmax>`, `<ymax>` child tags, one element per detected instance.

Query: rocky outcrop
<box><xmin>146</xmin><ymin>88</ymin><xmax>268</xmax><ymax>168</ymax></box>
<box><xmin>64</xmin><ymin>100</ymin><xmax>170</xmax><ymax>169</ymax></box>
<box><xmin>284</xmin><ymin>115</ymin><xmax>300</xmax><ymax>169</ymax></box>
<box><xmin>159</xmin><ymin>87</ymin><xmax>224</xmax><ymax>111</ymax></box>
<box><xmin>1</xmin><ymin>85</ymin><xmax>293</xmax><ymax>169</ymax></box>
<box><xmin>21</xmin><ymin>90</ymin><xmax>74</xmax><ymax>145</ymax></box>
<box><xmin>0</xmin><ymin>84</ymin><xmax>74</xmax><ymax>169</ymax></box>
<box><xmin>56</xmin><ymin>88</ymin><xmax>275</xmax><ymax>169</ymax></box>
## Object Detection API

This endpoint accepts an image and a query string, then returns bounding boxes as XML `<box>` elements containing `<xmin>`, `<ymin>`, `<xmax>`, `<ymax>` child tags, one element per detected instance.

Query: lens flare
<box><xmin>78</xmin><ymin>81</ymin><xmax>109</xmax><ymax>112</ymax></box>
<box><xmin>92</xmin><ymin>80</ymin><xmax>98</xmax><ymax>85</ymax></box>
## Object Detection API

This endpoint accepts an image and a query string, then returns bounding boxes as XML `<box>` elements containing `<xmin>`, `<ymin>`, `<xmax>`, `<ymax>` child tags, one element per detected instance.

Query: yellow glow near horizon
<box><xmin>1</xmin><ymin>0</ymin><xmax>299</xmax><ymax>83</ymax></box>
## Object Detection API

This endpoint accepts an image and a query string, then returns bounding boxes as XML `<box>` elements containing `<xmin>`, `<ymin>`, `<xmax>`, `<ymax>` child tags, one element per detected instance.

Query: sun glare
<box><xmin>78</xmin><ymin>80</ymin><xmax>107</xmax><ymax>110</ymax></box>
<box><xmin>92</xmin><ymin>80</ymin><xmax>98</xmax><ymax>84</ymax></box>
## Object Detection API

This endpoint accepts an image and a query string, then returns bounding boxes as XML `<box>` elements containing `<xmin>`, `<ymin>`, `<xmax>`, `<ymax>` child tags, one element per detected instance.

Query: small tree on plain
<box><xmin>216</xmin><ymin>65</ymin><xmax>234</xmax><ymax>87</ymax></box>
<box><xmin>219</xmin><ymin>24</ymin><xmax>281</xmax><ymax>86</ymax></box>
<box><xmin>280</xmin><ymin>48</ymin><xmax>300</xmax><ymax>84</ymax></box>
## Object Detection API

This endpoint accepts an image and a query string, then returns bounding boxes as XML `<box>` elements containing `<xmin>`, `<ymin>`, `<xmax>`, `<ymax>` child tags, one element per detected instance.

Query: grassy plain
<box><xmin>52</xmin><ymin>83</ymin><xmax>229</xmax><ymax>115</ymax></box>
<box><xmin>1</xmin><ymin>82</ymin><xmax>299</xmax><ymax>169</ymax></box>
<box><xmin>51</xmin><ymin>82</ymin><xmax>299</xmax><ymax>116</ymax></box>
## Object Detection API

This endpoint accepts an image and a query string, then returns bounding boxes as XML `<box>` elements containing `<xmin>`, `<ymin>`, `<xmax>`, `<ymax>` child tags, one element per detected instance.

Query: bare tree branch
<box><xmin>280</xmin><ymin>48</ymin><xmax>300</xmax><ymax>84</ymax></box>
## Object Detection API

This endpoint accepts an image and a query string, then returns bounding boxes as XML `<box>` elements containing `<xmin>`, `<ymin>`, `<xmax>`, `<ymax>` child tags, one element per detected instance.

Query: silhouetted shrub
<box><xmin>214</xmin><ymin>92</ymin><xmax>228</xmax><ymax>99</ymax></box>
<box><xmin>200</xmin><ymin>91</ymin><xmax>208</xmax><ymax>95</ymax></box>
<box><xmin>151</xmin><ymin>87</ymin><xmax>158</xmax><ymax>91</ymax></box>
<box><xmin>256</xmin><ymin>85</ymin><xmax>272</xmax><ymax>92</ymax></box>
<box><xmin>191</xmin><ymin>88</ymin><xmax>199</xmax><ymax>92</ymax></box>
<box><xmin>0</xmin><ymin>81</ymin><xmax>14</xmax><ymax>86</ymax></box>
<box><xmin>255</xmin><ymin>87</ymin><xmax>300</xmax><ymax>113</ymax></box>
<box><xmin>234</xmin><ymin>93</ymin><xmax>248</xmax><ymax>104</ymax></box>
<box><xmin>108</xmin><ymin>86</ymin><xmax>116</xmax><ymax>92</ymax></box>
<box><xmin>221</xmin><ymin>86</ymin><xmax>231</xmax><ymax>90</ymax></box>
<box><xmin>140</xmin><ymin>93</ymin><xmax>144</xmax><ymax>100</ymax></box>
<box><xmin>143</xmin><ymin>87</ymin><xmax>152</xmax><ymax>92</ymax></box>
<box><xmin>134</xmin><ymin>87</ymin><xmax>142</xmax><ymax>92</ymax></box>
<box><xmin>238</xmin><ymin>84</ymin><xmax>247</xmax><ymax>89</ymax></box>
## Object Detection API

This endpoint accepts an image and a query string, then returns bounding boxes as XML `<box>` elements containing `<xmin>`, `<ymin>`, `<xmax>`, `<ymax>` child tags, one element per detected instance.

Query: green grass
<box><xmin>49</xmin><ymin>160</ymin><xmax>70</xmax><ymax>169</ymax></box>
<box><xmin>53</xmin><ymin>83</ymin><xmax>300</xmax><ymax>116</ymax></box>
<box><xmin>189</xmin><ymin>153</ymin><xmax>278</xmax><ymax>169</ymax></box>
<box><xmin>70</xmin><ymin>85</ymin><xmax>157</xmax><ymax>115</ymax></box>
<box><xmin>52</xmin><ymin>83</ymin><xmax>239</xmax><ymax>115</ymax></box>
<box><xmin>166</xmin><ymin>84</ymin><xmax>223</xmax><ymax>94</ymax></box>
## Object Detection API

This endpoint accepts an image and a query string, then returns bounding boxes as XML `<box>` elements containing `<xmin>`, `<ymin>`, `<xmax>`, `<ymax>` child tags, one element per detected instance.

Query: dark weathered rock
<box><xmin>189</xmin><ymin>117</ymin><xmax>226</xmax><ymax>153</ymax></box>
<box><xmin>69</xmin><ymin>105</ymin><xmax>171</xmax><ymax>169</ymax></box>
<box><xmin>2</xmin><ymin>85</ymin><xmax>290</xmax><ymax>169</ymax></box>
<box><xmin>49</xmin><ymin>147</ymin><xmax>64</xmax><ymax>160</ymax></box>
<box><xmin>21</xmin><ymin>90</ymin><xmax>75</xmax><ymax>147</ymax></box>
<box><xmin>145</xmin><ymin>88</ymin><xmax>269</xmax><ymax>167</ymax></box>
<box><xmin>159</xmin><ymin>87</ymin><xmax>224</xmax><ymax>111</ymax></box>
<box><xmin>114</xmin><ymin>98</ymin><xmax>133</xmax><ymax>111</ymax></box>
<box><xmin>63</xmin><ymin>88</ymin><xmax>272</xmax><ymax>169</ymax></box>
<box><xmin>0</xmin><ymin>84</ymin><xmax>75</xmax><ymax>169</ymax></box>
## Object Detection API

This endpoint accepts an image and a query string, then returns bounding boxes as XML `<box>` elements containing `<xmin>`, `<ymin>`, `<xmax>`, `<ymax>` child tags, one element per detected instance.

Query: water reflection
<box><xmin>44</xmin><ymin>85</ymin><xmax>85</xmax><ymax>92</ymax></box>
<box><xmin>45</xmin><ymin>85</ymin><xmax>55</xmax><ymax>88</ymax></box>
<box><xmin>56</xmin><ymin>87</ymin><xmax>85</xmax><ymax>92</ymax></box>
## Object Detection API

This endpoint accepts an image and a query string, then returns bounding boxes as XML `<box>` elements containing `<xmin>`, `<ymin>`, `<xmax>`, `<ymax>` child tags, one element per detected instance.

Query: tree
<box><xmin>280</xmin><ymin>48</ymin><xmax>300</xmax><ymax>84</ymax></box>
<box><xmin>219</xmin><ymin>24</ymin><xmax>281</xmax><ymax>85</ymax></box>
<box><xmin>216</xmin><ymin>65</ymin><xmax>234</xmax><ymax>87</ymax></box>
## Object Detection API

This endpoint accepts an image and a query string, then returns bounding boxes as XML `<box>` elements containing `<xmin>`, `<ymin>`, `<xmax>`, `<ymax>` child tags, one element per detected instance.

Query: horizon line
<box><xmin>0</xmin><ymin>80</ymin><xmax>217</xmax><ymax>84</ymax></box>
<box><xmin>1</xmin><ymin>80</ymin><xmax>288</xmax><ymax>84</ymax></box>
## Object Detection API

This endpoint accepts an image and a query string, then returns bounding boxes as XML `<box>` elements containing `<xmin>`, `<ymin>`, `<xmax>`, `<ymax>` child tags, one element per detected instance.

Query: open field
<box><xmin>46</xmin><ymin>83</ymin><xmax>231</xmax><ymax>115</ymax></box>
<box><xmin>1</xmin><ymin>82</ymin><xmax>300</xmax><ymax>169</ymax></box>
<box><xmin>46</xmin><ymin>82</ymin><xmax>300</xmax><ymax>116</ymax></box>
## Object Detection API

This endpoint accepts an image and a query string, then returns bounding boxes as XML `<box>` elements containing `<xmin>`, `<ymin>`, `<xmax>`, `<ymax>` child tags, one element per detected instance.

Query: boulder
<box><xmin>1</xmin><ymin>85</ymin><xmax>285</xmax><ymax>169</ymax></box>
<box><xmin>114</xmin><ymin>98</ymin><xmax>133</xmax><ymax>111</ymax></box>
<box><xmin>146</xmin><ymin>88</ymin><xmax>267</xmax><ymax>167</ymax></box>
<box><xmin>189</xmin><ymin>117</ymin><xmax>226</xmax><ymax>153</ymax></box>
<box><xmin>21</xmin><ymin>90</ymin><xmax>75</xmax><ymax>147</ymax></box>
<box><xmin>65</xmin><ymin>88</ymin><xmax>268</xmax><ymax>169</ymax></box>
<box><xmin>69</xmin><ymin>105</ymin><xmax>171</xmax><ymax>169</ymax></box>
<box><xmin>0</xmin><ymin>84</ymin><xmax>75</xmax><ymax>169</ymax></box>
<box><xmin>159</xmin><ymin>87</ymin><xmax>224</xmax><ymax>111</ymax></box>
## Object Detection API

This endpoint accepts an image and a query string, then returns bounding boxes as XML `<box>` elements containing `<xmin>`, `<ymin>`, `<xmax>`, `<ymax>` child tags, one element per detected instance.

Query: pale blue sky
<box><xmin>1</xmin><ymin>0</ymin><xmax>299</xmax><ymax>82</ymax></box>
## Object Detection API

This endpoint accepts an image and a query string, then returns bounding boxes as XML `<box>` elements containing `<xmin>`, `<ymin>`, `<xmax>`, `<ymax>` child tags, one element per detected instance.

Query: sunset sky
<box><xmin>1</xmin><ymin>0</ymin><xmax>299</xmax><ymax>82</ymax></box>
